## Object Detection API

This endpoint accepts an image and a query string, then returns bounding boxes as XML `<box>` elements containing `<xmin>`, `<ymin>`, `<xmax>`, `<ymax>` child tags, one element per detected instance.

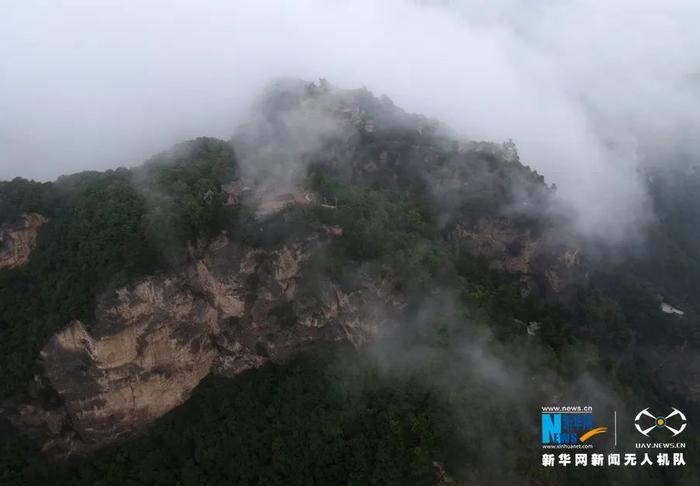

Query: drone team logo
<box><xmin>634</xmin><ymin>408</ymin><xmax>687</xmax><ymax>437</ymax></box>
<box><xmin>540</xmin><ymin>405</ymin><xmax>690</xmax><ymax>468</ymax></box>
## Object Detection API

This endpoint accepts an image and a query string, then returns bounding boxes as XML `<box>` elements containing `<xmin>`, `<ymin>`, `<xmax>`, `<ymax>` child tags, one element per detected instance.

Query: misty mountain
<box><xmin>0</xmin><ymin>81</ymin><xmax>698</xmax><ymax>485</ymax></box>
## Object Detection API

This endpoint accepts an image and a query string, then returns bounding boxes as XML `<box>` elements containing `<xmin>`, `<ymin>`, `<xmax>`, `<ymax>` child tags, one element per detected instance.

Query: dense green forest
<box><xmin>1</xmin><ymin>137</ymin><xmax>699</xmax><ymax>485</ymax></box>
<box><xmin>595</xmin><ymin>167</ymin><xmax>700</xmax><ymax>343</ymax></box>
<box><xmin>60</xmin><ymin>349</ymin><xmax>452</xmax><ymax>486</ymax></box>
<box><xmin>0</xmin><ymin>137</ymin><xmax>238</xmax><ymax>398</ymax></box>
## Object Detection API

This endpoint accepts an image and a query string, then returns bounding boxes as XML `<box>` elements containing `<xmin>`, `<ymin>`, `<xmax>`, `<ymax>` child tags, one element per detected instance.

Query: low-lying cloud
<box><xmin>1</xmin><ymin>0</ymin><xmax>699</xmax><ymax>241</ymax></box>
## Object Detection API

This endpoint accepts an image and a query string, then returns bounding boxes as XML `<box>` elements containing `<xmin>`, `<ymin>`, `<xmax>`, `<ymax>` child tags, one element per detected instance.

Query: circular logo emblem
<box><xmin>635</xmin><ymin>408</ymin><xmax>687</xmax><ymax>437</ymax></box>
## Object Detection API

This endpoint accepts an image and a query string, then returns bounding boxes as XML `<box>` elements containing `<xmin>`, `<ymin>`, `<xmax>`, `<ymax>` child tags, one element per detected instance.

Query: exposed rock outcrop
<box><xmin>25</xmin><ymin>228</ymin><xmax>400</xmax><ymax>456</ymax></box>
<box><xmin>40</xmin><ymin>277</ymin><xmax>219</xmax><ymax>444</ymax></box>
<box><xmin>0</xmin><ymin>213</ymin><xmax>48</xmax><ymax>270</ymax></box>
<box><xmin>451</xmin><ymin>217</ymin><xmax>587</xmax><ymax>297</ymax></box>
<box><xmin>9</xmin><ymin>81</ymin><xmax>588</xmax><ymax>456</ymax></box>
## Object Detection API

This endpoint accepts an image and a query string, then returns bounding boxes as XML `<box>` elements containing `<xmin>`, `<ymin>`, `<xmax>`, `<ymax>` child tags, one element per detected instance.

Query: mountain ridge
<box><xmin>1</xmin><ymin>80</ymin><xmax>698</xmax><ymax>485</ymax></box>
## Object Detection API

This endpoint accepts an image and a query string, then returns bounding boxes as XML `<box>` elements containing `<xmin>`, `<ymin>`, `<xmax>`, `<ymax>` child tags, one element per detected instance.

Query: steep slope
<box><xmin>2</xmin><ymin>81</ymin><xmax>585</xmax><ymax>456</ymax></box>
<box><xmin>30</xmin><ymin>227</ymin><xmax>400</xmax><ymax>451</ymax></box>
<box><xmin>236</xmin><ymin>79</ymin><xmax>586</xmax><ymax>298</ymax></box>
<box><xmin>1</xmin><ymin>81</ymin><xmax>698</xmax><ymax>485</ymax></box>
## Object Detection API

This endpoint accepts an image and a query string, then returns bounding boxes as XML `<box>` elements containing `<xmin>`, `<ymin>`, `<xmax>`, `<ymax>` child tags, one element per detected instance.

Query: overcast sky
<box><xmin>1</xmin><ymin>0</ymin><xmax>699</xmax><ymax>240</ymax></box>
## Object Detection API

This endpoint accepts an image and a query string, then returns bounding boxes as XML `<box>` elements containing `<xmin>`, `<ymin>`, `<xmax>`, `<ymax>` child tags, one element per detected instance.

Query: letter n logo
<box><xmin>541</xmin><ymin>413</ymin><xmax>561</xmax><ymax>444</ymax></box>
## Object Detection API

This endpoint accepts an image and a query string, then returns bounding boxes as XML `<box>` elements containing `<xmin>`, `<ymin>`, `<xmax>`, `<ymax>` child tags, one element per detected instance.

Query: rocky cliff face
<box><xmin>40</xmin><ymin>278</ymin><xmax>219</xmax><ymax>444</ymax></box>
<box><xmin>450</xmin><ymin>217</ymin><xmax>587</xmax><ymax>297</ymax></box>
<box><xmin>0</xmin><ymin>213</ymin><xmax>47</xmax><ymax>270</ymax></box>
<box><xmin>15</xmin><ymin>226</ymin><xmax>401</xmax><ymax>456</ymax></box>
<box><xmin>8</xmin><ymin>81</ymin><xmax>589</xmax><ymax>457</ymax></box>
